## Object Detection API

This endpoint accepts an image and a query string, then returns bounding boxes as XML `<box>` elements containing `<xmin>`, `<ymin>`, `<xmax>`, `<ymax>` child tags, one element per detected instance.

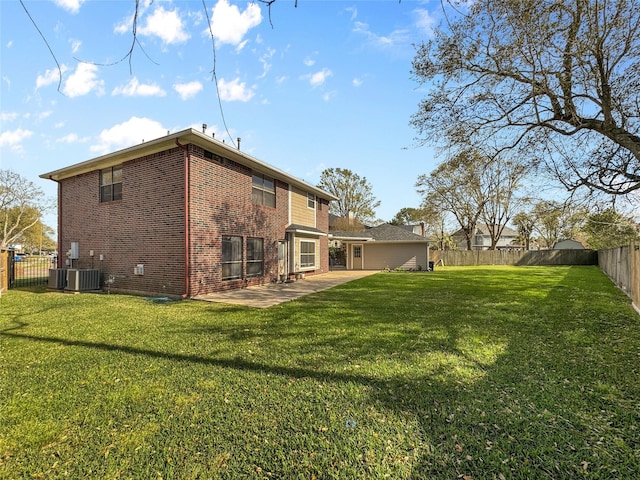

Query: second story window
<box><xmin>252</xmin><ymin>173</ymin><xmax>275</xmax><ymax>207</ymax></box>
<box><xmin>100</xmin><ymin>166</ymin><xmax>122</xmax><ymax>202</ymax></box>
<box><xmin>307</xmin><ymin>192</ymin><xmax>316</xmax><ymax>209</ymax></box>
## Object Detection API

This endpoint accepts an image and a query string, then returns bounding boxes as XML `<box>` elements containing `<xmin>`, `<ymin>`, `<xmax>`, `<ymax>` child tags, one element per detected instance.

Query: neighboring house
<box><xmin>553</xmin><ymin>239</ymin><xmax>585</xmax><ymax>250</ymax></box>
<box><xmin>40</xmin><ymin>128</ymin><xmax>336</xmax><ymax>297</ymax></box>
<box><xmin>330</xmin><ymin>223</ymin><xmax>432</xmax><ymax>271</ymax></box>
<box><xmin>452</xmin><ymin>224</ymin><xmax>520</xmax><ymax>250</ymax></box>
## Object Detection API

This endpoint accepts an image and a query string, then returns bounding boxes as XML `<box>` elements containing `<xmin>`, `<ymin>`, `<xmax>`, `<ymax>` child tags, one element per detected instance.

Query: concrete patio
<box><xmin>193</xmin><ymin>270</ymin><xmax>377</xmax><ymax>308</ymax></box>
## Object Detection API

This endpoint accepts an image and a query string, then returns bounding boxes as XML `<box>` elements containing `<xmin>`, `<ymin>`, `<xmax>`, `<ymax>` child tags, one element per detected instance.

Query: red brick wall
<box><xmin>188</xmin><ymin>145</ymin><xmax>289</xmax><ymax>294</ymax></box>
<box><xmin>58</xmin><ymin>148</ymin><xmax>186</xmax><ymax>296</ymax></box>
<box><xmin>57</xmin><ymin>143</ymin><xmax>331</xmax><ymax>297</ymax></box>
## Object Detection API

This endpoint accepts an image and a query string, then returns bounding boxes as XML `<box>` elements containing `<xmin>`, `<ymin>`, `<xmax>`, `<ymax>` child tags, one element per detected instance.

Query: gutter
<box><xmin>48</xmin><ymin>176</ymin><xmax>62</xmax><ymax>268</ymax></box>
<box><xmin>176</xmin><ymin>139</ymin><xmax>190</xmax><ymax>299</ymax></box>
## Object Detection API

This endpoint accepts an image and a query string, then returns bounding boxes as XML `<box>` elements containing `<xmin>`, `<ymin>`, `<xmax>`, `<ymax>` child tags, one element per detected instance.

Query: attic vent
<box><xmin>204</xmin><ymin>149</ymin><xmax>223</xmax><ymax>163</ymax></box>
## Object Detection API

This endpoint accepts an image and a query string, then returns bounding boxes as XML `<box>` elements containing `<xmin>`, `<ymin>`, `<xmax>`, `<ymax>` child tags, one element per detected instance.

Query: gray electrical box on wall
<box><xmin>70</xmin><ymin>242</ymin><xmax>80</xmax><ymax>260</ymax></box>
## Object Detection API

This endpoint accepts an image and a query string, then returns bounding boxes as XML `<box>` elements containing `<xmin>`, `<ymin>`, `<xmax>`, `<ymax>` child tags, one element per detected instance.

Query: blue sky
<box><xmin>1</xmin><ymin>0</ymin><xmax>441</xmax><ymax>231</ymax></box>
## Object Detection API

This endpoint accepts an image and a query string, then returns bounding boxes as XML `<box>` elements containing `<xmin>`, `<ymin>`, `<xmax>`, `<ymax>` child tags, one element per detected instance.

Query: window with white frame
<box><xmin>222</xmin><ymin>236</ymin><xmax>242</xmax><ymax>280</ymax></box>
<box><xmin>299</xmin><ymin>240</ymin><xmax>316</xmax><ymax>269</ymax></box>
<box><xmin>307</xmin><ymin>192</ymin><xmax>316</xmax><ymax>209</ymax></box>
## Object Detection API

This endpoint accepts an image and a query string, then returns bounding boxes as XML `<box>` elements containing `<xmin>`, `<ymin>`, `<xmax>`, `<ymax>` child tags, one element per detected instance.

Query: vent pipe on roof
<box><xmin>212</xmin><ymin>132</ymin><xmax>215</xmax><ymax>138</ymax></box>
<box><xmin>237</xmin><ymin>137</ymin><xmax>241</xmax><ymax>150</ymax></box>
<box><xmin>202</xmin><ymin>123</ymin><xmax>207</xmax><ymax>134</ymax></box>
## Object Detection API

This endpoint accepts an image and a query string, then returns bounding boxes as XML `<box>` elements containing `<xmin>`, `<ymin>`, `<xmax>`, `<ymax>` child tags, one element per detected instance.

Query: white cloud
<box><xmin>53</xmin><ymin>0</ymin><xmax>86</xmax><ymax>14</ymax></box>
<box><xmin>322</xmin><ymin>91</ymin><xmax>337</xmax><ymax>102</ymax></box>
<box><xmin>304</xmin><ymin>57</ymin><xmax>315</xmax><ymax>67</ymax></box>
<box><xmin>353</xmin><ymin>21</ymin><xmax>410</xmax><ymax>48</ymax></box>
<box><xmin>6</xmin><ymin>40</ymin><xmax>13</xmax><ymax>48</ymax></box>
<box><xmin>138</xmin><ymin>6</ymin><xmax>190</xmax><ymax>44</ymax></box>
<box><xmin>305</xmin><ymin>68</ymin><xmax>333</xmax><ymax>87</ymax></box>
<box><xmin>112</xmin><ymin>77</ymin><xmax>166</xmax><ymax>97</ymax></box>
<box><xmin>56</xmin><ymin>133</ymin><xmax>88</xmax><ymax>144</ymax></box>
<box><xmin>1</xmin><ymin>112</ymin><xmax>19</xmax><ymax>123</ymax></box>
<box><xmin>258</xmin><ymin>47</ymin><xmax>276</xmax><ymax>79</ymax></box>
<box><xmin>209</xmin><ymin>0</ymin><xmax>262</xmax><ymax>47</ymax></box>
<box><xmin>352</xmin><ymin>77</ymin><xmax>363</xmax><ymax>87</ymax></box>
<box><xmin>173</xmin><ymin>81</ymin><xmax>203</xmax><ymax>100</ymax></box>
<box><xmin>69</xmin><ymin>39</ymin><xmax>82</xmax><ymax>54</ymax></box>
<box><xmin>36</xmin><ymin>66</ymin><xmax>67</xmax><ymax>90</ymax></box>
<box><xmin>0</xmin><ymin>128</ymin><xmax>34</xmax><ymax>152</ymax></box>
<box><xmin>91</xmin><ymin>117</ymin><xmax>167</xmax><ymax>154</ymax></box>
<box><xmin>62</xmin><ymin>63</ymin><xmax>104</xmax><ymax>97</ymax></box>
<box><xmin>413</xmin><ymin>8</ymin><xmax>436</xmax><ymax>36</ymax></box>
<box><xmin>218</xmin><ymin>78</ymin><xmax>255</xmax><ymax>102</ymax></box>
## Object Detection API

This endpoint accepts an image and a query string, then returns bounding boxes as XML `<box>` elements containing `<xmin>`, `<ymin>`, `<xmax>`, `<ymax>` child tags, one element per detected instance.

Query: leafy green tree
<box><xmin>512</xmin><ymin>211</ymin><xmax>537</xmax><ymax>250</ymax></box>
<box><xmin>411</xmin><ymin>0</ymin><xmax>640</xmax><ymax>195</ymax></box>
<box><xmin>533</xmin><ymin>200</ymin><xmax>586</xmax><ymax>249</ymax></box>
<box><xmin>21</xmin><ymin>220</ymin><xmax>57</xmax><ymax>253</ymax></box>
<box><xmin>317</xmin><ymin>168</ymin><xmax>380</xmax><ymax>224</ymax></box>
<box><xmin>389</xmin><ymin>207</ymin><xmax>426</xmax><ymax>226</ymax></box>
<box><xmin>583</xmin><ymin>208</ymin><xmax>640</xmax><ymax>249</ymax></box>
<box><xmin>1</xmin><ymin>170</ymin><xmax>53</xmax><ymax>250</ymax></box>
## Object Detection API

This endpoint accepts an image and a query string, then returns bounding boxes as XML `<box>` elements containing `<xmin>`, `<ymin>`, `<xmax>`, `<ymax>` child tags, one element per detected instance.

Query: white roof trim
<box><xmin>40</xmin><ymin>128</ymin><xmax>338</xmax><ymax>201</ymax></box>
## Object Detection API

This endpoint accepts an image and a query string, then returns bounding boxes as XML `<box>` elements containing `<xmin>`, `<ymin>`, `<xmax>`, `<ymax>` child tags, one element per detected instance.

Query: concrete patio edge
<box><xmin>192</xmin><ymin>270</ymin><xmax>378</xmax><ymax>308</ymax></box>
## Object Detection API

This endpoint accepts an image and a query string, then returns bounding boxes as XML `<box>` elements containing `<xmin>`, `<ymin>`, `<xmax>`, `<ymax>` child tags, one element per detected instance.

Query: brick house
<box><xmin>40</xmin><ymin>128</ymin><xmax>336</xmax><ymax>297</ymax></box>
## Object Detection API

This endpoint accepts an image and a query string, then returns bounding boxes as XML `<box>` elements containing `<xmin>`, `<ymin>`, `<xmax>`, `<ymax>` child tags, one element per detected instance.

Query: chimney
<box><xmin>348</xmin><ymin>211</ymin><xmax>354</xmax><ymax>225</ymax></box>
<box><xmin>421</xmin><ymin>221</ymin><xmax>425</xmax><ymax>237</ymax></box>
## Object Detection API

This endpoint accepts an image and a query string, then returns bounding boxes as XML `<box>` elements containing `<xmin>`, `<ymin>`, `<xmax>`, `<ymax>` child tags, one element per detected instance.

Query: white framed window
<box><xmin>307</xmin><ymin>192</ymin><xmax>316</xmax><ymax>209</ymax></box>
<box><xmin>300</xmin><ymin>240</ymin><xmax>316</xmax><ymax>269</ymax></box>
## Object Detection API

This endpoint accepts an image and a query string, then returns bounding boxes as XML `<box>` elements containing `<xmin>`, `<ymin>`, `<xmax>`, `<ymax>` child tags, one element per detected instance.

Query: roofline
<box><xmin>39</xmin><ymin>128</ymin><xmax>338</xmax><ymax>201</ymax></box>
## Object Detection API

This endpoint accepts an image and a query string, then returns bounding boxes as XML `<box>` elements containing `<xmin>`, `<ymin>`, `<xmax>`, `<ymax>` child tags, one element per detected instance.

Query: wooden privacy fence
<box><xmin>598</xmin><ymin>243</ymin><xmax>640</xmax><ymax>314</ymax></box>
<box><xmin>430</xmin><ymin>249</ymin><xmax>597</xmax><ymax>267</ymax></box>
<box><xmin>0</xmin><ymin>250</ymin><xmax>8</xmax><ymax>294</ymax></box>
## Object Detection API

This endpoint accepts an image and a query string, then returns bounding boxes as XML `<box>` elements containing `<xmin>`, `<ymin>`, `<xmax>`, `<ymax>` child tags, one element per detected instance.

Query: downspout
<box><xmin>48</xmin><ymin>176</ymin><xmax>62</xmax><ymax>268</ymax></box>
<box><xmin>176</xmin><ymin>139</ymin><xmax>190</xmax><ymax>298</ymax></box>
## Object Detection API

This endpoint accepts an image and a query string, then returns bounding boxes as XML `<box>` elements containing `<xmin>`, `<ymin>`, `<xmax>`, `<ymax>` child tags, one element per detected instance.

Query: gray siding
<box><xmin>363</xmin><ymin>243</ymin><xmax>428</xmax><ymax>270</ymax></box>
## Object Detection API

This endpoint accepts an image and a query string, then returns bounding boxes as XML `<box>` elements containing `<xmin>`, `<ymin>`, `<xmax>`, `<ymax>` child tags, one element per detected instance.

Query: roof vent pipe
<box><xmin>212</xmin><ymin>132</ymin><xmax>215</xmax><ymax>138</ymax></box>
<box><xmin>237</xmin><ymin>137</ymin><xmax>241</xmax><ymax>150</ymax></box>
<box><xmin>202</xmin><ymin>123</ymin><xmax>207</xmax><ymax>134</ymax></box>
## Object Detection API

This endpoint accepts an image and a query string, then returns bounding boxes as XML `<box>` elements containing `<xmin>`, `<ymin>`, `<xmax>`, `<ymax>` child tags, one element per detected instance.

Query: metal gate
<box><xmin>7</xmin><ymin>252</ymin><xmax>54</xmax><ymax>288</ymax></box>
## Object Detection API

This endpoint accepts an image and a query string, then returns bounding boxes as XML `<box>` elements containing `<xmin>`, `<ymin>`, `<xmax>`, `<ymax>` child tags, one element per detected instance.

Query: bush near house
<box><xmin>1</xmin><ymin>267</ymin><xmax>638</xmax><ymax>479</ymax></box>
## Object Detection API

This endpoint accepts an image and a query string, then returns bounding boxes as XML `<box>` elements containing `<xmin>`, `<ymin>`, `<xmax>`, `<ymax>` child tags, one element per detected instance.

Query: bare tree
<box><xmin>417</xmin><ymin>150</ymin><xmax>488</xmax><ymax>250</ymax></box>
<box><xmin>318</xmin><ymin>168</ymin><xmax>380</xmax><ymax>224</ymax></box>
<box><xmin>417</xmin><ymin>149</ymin><xmax>527</xmax><ymax>250</ymax></box>
<box><xmin>478</xmin><ymin>156</ymin><xmax>528</xmax><ymax>249</ymax></box>
<box><xmin>411</xmin><ymin>0</ymin><xmax>640</xmax><ymax>195</ymax></box>
<box><xmin>0</xmin><ymin>170</ymin><xmax>53</xmax><ymax>250</ymax></box>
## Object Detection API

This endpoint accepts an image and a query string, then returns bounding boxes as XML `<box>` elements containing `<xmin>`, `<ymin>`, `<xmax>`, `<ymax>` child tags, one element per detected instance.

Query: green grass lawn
<box><xmin>1</xmin><ymin>266</ymin><xmax>638</xmax><ymax>479</ymax></box>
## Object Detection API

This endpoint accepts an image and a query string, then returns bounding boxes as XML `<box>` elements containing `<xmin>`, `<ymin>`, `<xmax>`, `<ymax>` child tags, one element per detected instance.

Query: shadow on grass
<box><xmin>2</xmin><ymin>266</ymin><xmax>638</xmax><ymax>477</ymax></box>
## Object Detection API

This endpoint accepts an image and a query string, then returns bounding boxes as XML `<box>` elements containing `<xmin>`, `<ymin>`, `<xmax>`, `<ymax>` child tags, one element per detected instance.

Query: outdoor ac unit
<box><xmin>48</xmin><ymin>268</ymin><xmax>67</xmax><ymax>290</ymax></box>
<box><xmin>66</xmin><ymin>269</ymin><xmax>100</xmax><ymax>292</ymax></box>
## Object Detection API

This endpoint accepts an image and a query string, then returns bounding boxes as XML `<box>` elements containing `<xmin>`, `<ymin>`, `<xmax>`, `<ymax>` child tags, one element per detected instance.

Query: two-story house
<box><xmin>451</xmin><ymin>224</ymin><xmax>521</xmax><ymax>250</ymax></box>
<box><xmin>40</xmin><ymin>128</ymin><xmax>336</xmax><ymax>297</ymax></box>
